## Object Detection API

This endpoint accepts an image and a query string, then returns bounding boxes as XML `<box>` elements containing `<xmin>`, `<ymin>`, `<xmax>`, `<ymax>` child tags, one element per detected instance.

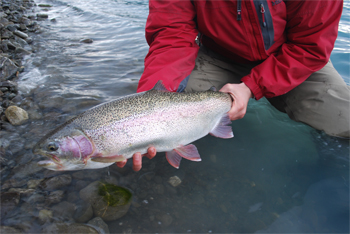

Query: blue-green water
<box><xmin>1</xmin><ymin>0</ymin><xmax>349</xmax><ymax>233</ymax></box>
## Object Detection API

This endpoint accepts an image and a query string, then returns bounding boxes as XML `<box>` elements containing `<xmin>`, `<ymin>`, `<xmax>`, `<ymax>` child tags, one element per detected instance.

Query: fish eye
<box><xmin>47</xmin><ymin>142</ymin><xmax>59</xmax><ymax>151</ymax></box>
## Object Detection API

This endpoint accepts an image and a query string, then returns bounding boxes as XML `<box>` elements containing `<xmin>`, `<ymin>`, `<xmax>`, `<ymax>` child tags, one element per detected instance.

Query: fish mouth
<box><xmin>34</xmin><ymin>149</ymin><xmax>62</xmax><ymax>166</ymax></box>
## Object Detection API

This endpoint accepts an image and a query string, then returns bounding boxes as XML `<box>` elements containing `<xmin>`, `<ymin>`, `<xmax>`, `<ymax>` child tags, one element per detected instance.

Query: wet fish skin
<box><xmin>33</xmin><ymin>81</ymin><xmax>233</xmax><ymax>171</ymax></box>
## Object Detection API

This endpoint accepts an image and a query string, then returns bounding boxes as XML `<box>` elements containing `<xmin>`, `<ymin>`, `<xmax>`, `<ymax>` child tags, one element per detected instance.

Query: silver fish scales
<box><xmin>33</xmin><ymin>81</ymin><xmax>233</xmax><ymax>171</ymax></box>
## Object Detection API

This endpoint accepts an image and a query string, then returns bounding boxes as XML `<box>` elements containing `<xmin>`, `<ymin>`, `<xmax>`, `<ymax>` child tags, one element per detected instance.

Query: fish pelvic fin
<box><xmin>91</xmin><ymin>154</ymin><xmax>125</xmax><ymax>163</ymax></box>
<box><xmin>210</xmin><ymin>114</ymin><xmax>234</xmax><ymax>139</ymax></box>
<box><xmin>166</xmin><ymin>144</ymin><xmax>202</xmax><ymax>169</ymax></box>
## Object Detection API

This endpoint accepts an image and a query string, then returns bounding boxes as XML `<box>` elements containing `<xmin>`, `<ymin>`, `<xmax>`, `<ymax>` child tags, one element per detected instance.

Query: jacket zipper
<box><xmin>237</xmin><ymin>0</ymin><xmax>242</xmax><ymax>21</ymax></box>
<box><xmin>260</xmin><ymin>3</ymin><xmax>266</xmax><ymax>27</ymax></box>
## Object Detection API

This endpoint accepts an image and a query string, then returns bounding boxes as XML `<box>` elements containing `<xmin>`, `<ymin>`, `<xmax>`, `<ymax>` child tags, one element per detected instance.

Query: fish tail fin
<box><xmin>210</xmin><ymin>114</ymin><xmax>234</xmax><ymax>139</ymax></box>
<box><xmin>166</xmin><ymin>144</ymin><xmax>201</xmax><ymax>169</ymax></box>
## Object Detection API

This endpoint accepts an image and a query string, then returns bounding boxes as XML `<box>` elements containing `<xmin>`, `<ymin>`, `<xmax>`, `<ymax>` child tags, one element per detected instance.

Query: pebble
<box><xmin>46</xmin><ymin>190</ymin><xmax>65</xmax><ymax>205</ymax></box>
<box><xmin>13</xmin><ymin>30</ymin><xmax>28</xmax><ymax>39</ymax></box>
<box><xmin>39</xmin><ymin>174</ymin><xmax>72</xmax><ymax>191</ymax></box>
<box><xmin>80</xmin><ymin>38</ymin><xmax>93</xmax><ymax>43</ymax></box>
<box><xmin>38</xmin><ymin>209</ymin><xmax>53</xmax><ymax>223</ymax></box>
<box><xmin>4</xmin><ymin>105</ymin><xmax>28</xmax><ymax>125</ymax></box>
<box><xmin>74</xmin><ymin>201</ymin><xmax>93</xmax><ymax>223</ymax></box>
<box><xmin>168</xmin><ymin>175</ymin><xmax>182</xmax><ymax>187</ymax></box>
<box><xmin>88</xmin><ymin>217</ymin><xmax>110</xmax><ymax>234</ymax></box>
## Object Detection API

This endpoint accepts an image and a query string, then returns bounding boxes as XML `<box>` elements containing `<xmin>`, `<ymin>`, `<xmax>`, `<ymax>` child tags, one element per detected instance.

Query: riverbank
<box><xmin>0</xmin><ymin>0</ymin><xmax>47</xmax><ymax>126</ymax></box>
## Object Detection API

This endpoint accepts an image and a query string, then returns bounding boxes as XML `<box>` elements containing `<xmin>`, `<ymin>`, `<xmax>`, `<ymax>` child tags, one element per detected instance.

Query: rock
<box><xmin>0</xmin><ymin>226</ymin><xmax>23</xmax><ymax>233</ymax></box>
<box><xmin>80</xmin><ymin>38</ymin><xmax>93</xmax><ymax>44</ymax></box>
<box><xmin>4</xmin><ymin>106</ymin><xmax>28</xmax><ymax>125</ymax></box>
<box><xmin>38</xmin><ymin>4</ymin><xmax>52</xmax><ymax>8</ymax></box>
<box><xmin>0</xmin><ymin>57</ymin><xmax>18</xmax><ymax>81</ymax></box>
<box><xmin>46</xmin><ymin>190</ymin><xmax>65</xmax><ymax>204</ymax></box>
<box><xmin>72</xmin><ymin>170</ymin><xmax>103</xmax><ymax>180</ymax></box>
<box><xmin>39</xmin><ymin>174</ymin><xmax>72</xmax><ymax>191</ymax></box>
<box><xmin>42</xmin><ymin>223</ymin><xmax>99</xmax><ymax>234</ymax></box>
<box><xmin>88</xmin><ymin>217</ymin><xmax>110</xmax><ymax>234</ymax></box>
<box><xmin>11</xmin><ymin>161</ymin><xmax>44</xmax><ymax>179</ymax></box>
<box><xmin>15</xmin><ymin>47</ymin><xmax>31</xmax><ymax>55</ymax></box>
<box><xmin>80</xmin><ymin>181</ymin><xmax>132</xmax><ymax>221</ymax></box>
<box><xmin>8</xmin><ymin>188</ymin><xmax>35</xmax><ymax>196</ymax></box>
<box><xmin>27</xmin><ymin>179</ymin><xmax>43</xmax><ymax>189</ymax></box>
<box><xmin>168</xmin><ymin>175</ymin><xmax>182</xmax><ymax>187</ymax></box>
<box><xmin>51</xmin><ymin>201</ymin><xmax>76</xmax><ymax>220</ymax></box>
<box><xmin>13</xmin><ymin>30</ymin><xmax>28</xmax><ymax>39</ymax></box>
<box><xmin>156</xmin><ymin>213</ymin><xmax>173</xmax><ymax>227</ymax></box>
<box><xmin>26</xmin><ymin>193</ymin><xmax>45</xmax><ymax>203</ymax></box>
<box><xmin>153</xmin><ymin>184</ymin><xmax>165</xmax><ymax>195</ymax></box>
<box><xmin>38</xmin><ymin>209</ymin><xmax>52</xmax><ymax>223</ymax></box>
<box><xmin>74</xmin><ymin>201</ymin><xmax>93</xmax><ymax>223</ymax></box>
<box><xmin>36</xmin><ymin>14</ymin><xmax>48</xmax><ymax>19</ymax></box>
<box><xmin>0</xmin><ymin>192</ymin><xmax>20</xmax><ymax>219</ymax></box>
<box><xmin>79</xmin><ymin>181</ymin><xmax>100</xmax><ymax>203</ymax></box>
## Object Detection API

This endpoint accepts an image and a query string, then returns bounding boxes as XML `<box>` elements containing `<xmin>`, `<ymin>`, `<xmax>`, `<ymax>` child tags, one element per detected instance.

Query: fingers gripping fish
<box><xmin>33</xmin><ymin>81</ymin><xmax>233</xmax><ymax>171</ymax></box>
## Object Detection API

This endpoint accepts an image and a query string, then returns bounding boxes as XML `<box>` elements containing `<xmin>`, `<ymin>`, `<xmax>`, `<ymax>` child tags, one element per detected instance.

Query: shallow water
<box><xmin>2</xmin><ymin>0</ymin><xmax>349</xmax><ymax>233</ymax></box>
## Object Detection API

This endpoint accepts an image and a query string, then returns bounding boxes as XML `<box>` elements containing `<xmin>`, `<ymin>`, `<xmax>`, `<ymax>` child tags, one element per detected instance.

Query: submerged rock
<box><xmin>88</xmin><ymin>217</ymin><xmax>110</xmax><ymax>234</ymax></box>
<box><xmin>4</xmin><ymin>106</ymin><xmax>28</xmax><ymax>125</ymax></box>
<box><xmin>74</xmin><ymin>201</ymin><xmax>93</xmax><ymax>223</ymax></box>
<box><xmin>0</xmin><ymin>226</ymin><xmax>23</xmax><ymax>233</ymax></box>
<box><xmin>42</xmin><ymin>223</ymin><xmax>99</xmax><ymax>234</ymax></box>
<box><xmin>168</xmin><ymin>175</ymin><xmax>182</xmax><ymax>187</ymax></box>
<box><xmin>39</xmin><ymin>174</ymin><xmax>72</xmax><ymax>191</ymax></box>
<box><xmin>80</xmin><ymin>181</ymin><xmax>132</xmax><ymax>221</ymax></box>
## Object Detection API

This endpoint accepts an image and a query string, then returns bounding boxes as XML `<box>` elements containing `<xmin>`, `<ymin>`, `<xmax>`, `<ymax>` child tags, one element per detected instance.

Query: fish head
<box><xmin>33</xmin><ymin>128</ymin><xmax>94</xmax><ymax>171</ymax></box>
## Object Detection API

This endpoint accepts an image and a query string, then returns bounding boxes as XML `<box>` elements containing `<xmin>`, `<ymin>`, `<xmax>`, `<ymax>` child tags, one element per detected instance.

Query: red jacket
<box><xmin>137</xmin><ymin>0</ymin><xmax>343</xmax><ymax>100</ymax></box>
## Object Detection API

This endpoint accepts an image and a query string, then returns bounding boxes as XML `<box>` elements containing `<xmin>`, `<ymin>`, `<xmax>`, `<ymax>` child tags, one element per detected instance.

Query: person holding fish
<box><xmin>119</xmin><ymin>0</ymin><xmax>350</xmax><ymax>171</ymax></box>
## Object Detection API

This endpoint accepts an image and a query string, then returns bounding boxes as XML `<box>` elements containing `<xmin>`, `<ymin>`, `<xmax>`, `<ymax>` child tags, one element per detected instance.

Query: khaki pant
<box><xmin>185</xmin><ymin>46</ymin><xmax>350</xmax><ymax>138</ymax></box>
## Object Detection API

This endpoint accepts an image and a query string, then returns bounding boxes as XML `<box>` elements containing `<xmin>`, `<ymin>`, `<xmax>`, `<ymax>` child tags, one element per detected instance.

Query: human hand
<box><xmin>219</xmin><ymin>82</ymin><xmax>253</xmax><ymax>120</ymax></box>
<box><xmin>116</xmin><ymin>146</ymin><xmax>157</xmax><ymax>171</ymax></box>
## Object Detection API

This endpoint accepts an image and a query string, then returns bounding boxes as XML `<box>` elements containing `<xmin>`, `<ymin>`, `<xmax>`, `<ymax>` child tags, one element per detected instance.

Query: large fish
<box><xmin>33</xmin><ymin>81</ymin><xmax>233</xmax><ymax>171</ymax></box>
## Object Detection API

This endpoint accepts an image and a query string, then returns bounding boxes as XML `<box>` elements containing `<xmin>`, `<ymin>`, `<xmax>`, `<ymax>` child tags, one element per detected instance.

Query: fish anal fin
<box><xmin>91</xmin><ymin>154</ymin><xmax>125</xmax><ymax>163</ymax></box>
<box><xmin>166</xmin><ymin>150</ymin><xmax>182</xmax><ymax>169</ymax></box>
<box><xmin>151</xmin><ymin>80</ymin><xmax>169</xmax><ymax>92</ymax></box>
<box><xmin>210</xmin><ymin>114</ymin><xmax>234</xmax><ymax>139</ymax></box>
<box><xmin>174</xmin><ymin>144</ymin><xmax>201</xmax><ymax>162</ymax></box>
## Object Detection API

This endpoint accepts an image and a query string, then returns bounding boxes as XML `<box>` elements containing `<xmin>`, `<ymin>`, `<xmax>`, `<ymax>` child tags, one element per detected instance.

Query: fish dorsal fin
<box><xmin>209</xmin><ymin>86</ymin><xmax>217</xmax><ymax>91</ymax></box>
<box><xmin>152</xmin><ymin>80</ymin><xmax>169</xmax><ymax>92</ymax></box>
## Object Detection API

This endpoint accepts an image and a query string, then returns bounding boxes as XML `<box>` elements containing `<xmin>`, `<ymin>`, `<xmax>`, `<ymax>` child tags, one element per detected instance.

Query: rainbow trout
<box><xmin>33</xmin><ymin>81</ymin><xmax>233</xmax><ymax>171</ymax></box>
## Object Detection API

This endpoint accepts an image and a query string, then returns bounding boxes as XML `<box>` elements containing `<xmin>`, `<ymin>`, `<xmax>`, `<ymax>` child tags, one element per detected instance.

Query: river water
<box><xmin>2</xmin><ymin>0</ymin><xmax>349</xmax><ymax>233</ymax></box>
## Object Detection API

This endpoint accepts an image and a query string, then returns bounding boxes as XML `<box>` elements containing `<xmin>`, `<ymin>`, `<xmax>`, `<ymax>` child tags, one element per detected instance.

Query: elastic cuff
<box><xmin>241</xmin><ymin>76</ymin><xmax>264</xmax><ymax>100</ymax></box>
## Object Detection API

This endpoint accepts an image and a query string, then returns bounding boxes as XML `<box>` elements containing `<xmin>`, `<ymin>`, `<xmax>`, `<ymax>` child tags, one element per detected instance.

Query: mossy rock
<box><xmin>88</xmin><ymin>182</ymin><xmax>132</xmax><ymax>221</ymax></box>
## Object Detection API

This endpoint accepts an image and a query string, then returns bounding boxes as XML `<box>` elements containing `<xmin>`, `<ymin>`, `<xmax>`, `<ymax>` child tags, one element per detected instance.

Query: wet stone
<box><xmin>27</xmin><ymin>179</ymin><xmax>44</xmax><ymax>189</ymax></box>
<box><xmin>38</xmin><ymin>209</ymin><xmax>52</xmax><ymax>223</ymax></box>
<box><xmin>88</xmin><ymin>217</ymin><xmax>110</xmax><ymax>234</ymax></box>
<box><xmin>1</xmin><ymin>192</ymin><xmax>20</xmax><ymax>219</ymax></box>
<box><xmin>39</xmin><ymin>174</ymin><xmax>72</xmax><ymax>191</ymax></box>
<box><xmin>8</xmin><ymin>188</ymin><xmax>35</xmax><ymax>196</ymax></box>
<box><xmin>80</xmin><ymin>38</ymin><xmax>93</xmax><ymax>43</ymax></box>
<box><xmin>74</xmin><ymin>201</ymin><xmax>93</xmax><ymax>223</ymax></box>
<box><xmin>0</xmin><ymin>226</ymin><xmax>23</xmax><ymax>233</ymax></box>
<box><xmin>0</xmin><ymin>57</ymin><xmax>18</xmax><ymax>81</ymax></box>
<box><xmin>156</xmin><ymin>213</ymin><xmax>173</xmax><ymax>227</ymax></box>
<box><xmin>13</xmin><ymin>30</ymin><xmax>28</xmax><ymax>39</ymax></box>
<box><xmin>46</xmin><ymin>190</ymin><xmax>65</xmax><ymax>205</ymax></box>
<box><xmin>51</xmin><ymin>201</ymin><xmax>76</xmax><ymax>221</ymax></box>
<box><xmin>43</xmin><ymin>223</ymin><xmax>99</xmax><ymax>234</ymax></box>
<box><xmin>11</xmin><ymin>161</ymin><xmax>44</xmax><ymax>179</ymax></box>
<box><xmin>4</xmin><ymin>106</ymin><xmax>28</xmax><ymax>125</ymax></box>
<box><xmin>168</xmin><ymin>175</ymin><xmax>182</xmax><ymax>187</ymax></box>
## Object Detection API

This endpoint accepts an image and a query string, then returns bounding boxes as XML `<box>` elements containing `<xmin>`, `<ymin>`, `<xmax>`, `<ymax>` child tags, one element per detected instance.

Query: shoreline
<box><xmin>0</xmin><ymin>0</ymin><xmax>49</xmax><ymax>127</ymax></box>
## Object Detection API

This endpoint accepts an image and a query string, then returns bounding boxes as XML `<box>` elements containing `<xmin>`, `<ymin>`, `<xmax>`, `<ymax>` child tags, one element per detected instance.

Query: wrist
<box><xmin>240</xmin><ymin>82</ymin><xmax>254</xmax><ymax>99</ymax></box>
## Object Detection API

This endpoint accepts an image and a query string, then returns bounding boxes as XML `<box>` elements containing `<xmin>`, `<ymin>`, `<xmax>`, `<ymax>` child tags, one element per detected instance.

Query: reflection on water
<box><xmin>1</xmin><ymin>0</ymin><xmax>349</xmax><ymax>233</ymax></box>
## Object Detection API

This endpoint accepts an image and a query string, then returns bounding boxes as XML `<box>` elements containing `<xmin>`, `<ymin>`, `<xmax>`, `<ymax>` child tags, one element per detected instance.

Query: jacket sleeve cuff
<box><xmin>241</xmin><ymin>75</ymin><xmax>264</xmax><ymax>100</ymax></box>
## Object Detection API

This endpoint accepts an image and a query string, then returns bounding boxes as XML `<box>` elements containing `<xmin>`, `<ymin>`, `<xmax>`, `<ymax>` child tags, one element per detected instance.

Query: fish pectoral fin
<box><xmin>91</xmin><ymin>155</ymin><xmax>125</xmax><ymax>163</ymax></box>
<box><xmin>209</xmin><ymin>114</ymin><xmax>234</xmax><ymax>139</ymax></box>
<box><xmin>166</xmin><ymin>144</ymin><xmax>202</xmax><ymax>169</ymax></box>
